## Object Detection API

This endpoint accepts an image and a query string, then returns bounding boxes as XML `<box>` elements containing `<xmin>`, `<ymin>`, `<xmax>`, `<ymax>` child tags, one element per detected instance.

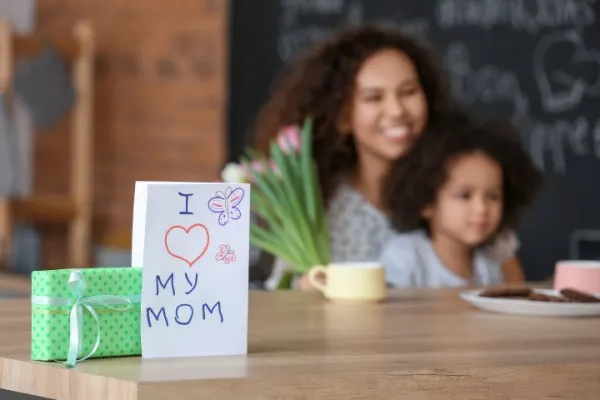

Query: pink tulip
<box><xmin>276</xmin><ymin>125</ymin><xmax>301</xmax><ymax>153</ymax></box>
<box><xmin>241</xmin><ymin>161</ymin><xmax>265</xmax><ymax>180</ymax></box>
<box><xmin>270</xmin><ymin>160</ymin><xmax>281</xmax><ymax>177</ymax></box>
<box><xmin>241</xmin><ymin>160</ymin><xmax>281</xmax><ymax>182</ymax></box>
<box><xmin>249</xmin><ymin>160</ymin><xmax>268</xmax><ymax>173</ymax></box>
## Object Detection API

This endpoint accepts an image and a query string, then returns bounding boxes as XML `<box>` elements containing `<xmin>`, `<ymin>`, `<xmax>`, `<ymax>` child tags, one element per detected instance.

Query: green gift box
<box><xmin>31</xmin><ymin>267</ymin><xmax>142</xmax><ymax>366</ymax></box>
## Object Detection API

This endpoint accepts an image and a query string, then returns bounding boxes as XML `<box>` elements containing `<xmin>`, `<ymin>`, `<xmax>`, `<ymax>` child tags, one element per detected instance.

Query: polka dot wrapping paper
<box><xmin>30</xmin><ymin>267</ymin><xmax>142</xmax><ymax>362</ymax></box>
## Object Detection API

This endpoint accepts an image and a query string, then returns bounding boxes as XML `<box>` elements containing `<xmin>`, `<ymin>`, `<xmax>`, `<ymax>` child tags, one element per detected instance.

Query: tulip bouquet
<box><xmin>221</xmin><ymin>118</ymin><xmax>331</xmax><ymax>289</ymax></box>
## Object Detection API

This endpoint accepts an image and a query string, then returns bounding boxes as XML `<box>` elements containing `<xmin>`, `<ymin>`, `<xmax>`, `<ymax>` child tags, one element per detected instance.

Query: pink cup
<box><xmin>554</xmin><ymin>261</ymin><xmax>600</xmax><ymax>294</ymax></box>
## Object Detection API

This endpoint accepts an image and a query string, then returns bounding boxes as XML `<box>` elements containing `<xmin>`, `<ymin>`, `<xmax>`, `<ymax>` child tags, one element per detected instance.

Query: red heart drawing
<box><xmin>164</xmin><ymin>223</ymin><xmax>210</xmax><ymax>268</ymax></box>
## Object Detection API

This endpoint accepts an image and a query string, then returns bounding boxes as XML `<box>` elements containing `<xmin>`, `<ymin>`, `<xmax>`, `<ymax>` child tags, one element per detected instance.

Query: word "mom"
<box><xmin>145</xmin><ymin>272</ymin><xmax>224</xmax><ymax>327</ymax></box>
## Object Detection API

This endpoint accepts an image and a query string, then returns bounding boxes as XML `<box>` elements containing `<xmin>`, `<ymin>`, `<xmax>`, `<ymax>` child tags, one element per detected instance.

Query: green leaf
<box><xmin>250</xmin><ymin>190</ymin><xmax>282</xmax><ymax>229</ymax></box>
<box><xmin>250</xmin><ymin>225</ymin><xmax>308</xmax><ymax>268</ymax></box>
<box><xmin>250</xmin><ymin>225</ymin><xmax>297</xmax><ymax>265</ymax></box>
<box><xmin>269</xmin><ymin>142</ymin><xmax>299</xmax><ymax>199</ymax></box>
<box><xmin>250</xmin><ymin>190</ymin><xmax>307</xmax><ymax>265</ymax></box>
<box><xmin>269</xmin><ymin>141</ymin><xmax>322</xmax><ymax>266</ymax></box>
<box><xmin>276</xmin><ymin>271</ymin><xmax>295</xmax><ymax>290</ymax></box>
<box><xmin>311</xmin><ymin>162</ymin><xmax>331</xmax><ymax>264</ymax></box>
<box><xmin>281</xmin><ymin>131</ymin><xmax>302</xmax><ymax>187</ymax></box>
<box><xmin>300</xmin><ymin>117</ymin><xmax>317</xmax><ymax>225</ymax></box>
<box><xmin>245</xmin><ymin>148</ymin><xmax>269</xmax><ymax>162</ymax></box>
<box><xmin>243</xmin><ymin>117</ymin><xmax>332</xmax><ymax>271</ymax></box>
<box><xmin>244</xmin><ymin>155</ymin><xmax>313</xmax><ymax>269</ymax></box>
<box><xmin>242</xmin><ymin>157</ymin><xmax>284</xmax><ymax>212</ymax></box>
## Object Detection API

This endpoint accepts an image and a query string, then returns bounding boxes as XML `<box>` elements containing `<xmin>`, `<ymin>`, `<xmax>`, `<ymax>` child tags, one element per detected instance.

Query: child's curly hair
<box><xmin>387</xmin><ymin>114</ymin><xmax>544</xmax><ymax>235</ymax></box>
<box><xmin>252</xmin><ymin>23</ymin><xmax>454</xmax><ymax>205</ymax></box>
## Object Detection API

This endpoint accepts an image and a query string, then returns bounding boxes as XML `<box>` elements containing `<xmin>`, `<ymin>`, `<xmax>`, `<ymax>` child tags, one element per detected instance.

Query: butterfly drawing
<box><xmin>207</xmin><ymin>186</ymin><xmax>245</xmax><ymax>226</ymax></box>
<box><xmin>215</xmin><ymin>244</ymin><xmax>236</xmax><ymax>264</ymax></box>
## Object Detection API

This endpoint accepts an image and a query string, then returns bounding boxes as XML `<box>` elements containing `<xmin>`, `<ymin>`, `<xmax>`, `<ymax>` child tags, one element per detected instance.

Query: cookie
<box><xmin>527</xmin><ymin>292</ymin><xmax>568</xmax><ymax>302</ymax></box>
<box><xmin>480</xmin><ymin>287</ymin><xmax>532</xmax><ymax>298</ymax></box>
<box><xmin>559</xmin><ymin>288</ymin><xmax>600</xmax><ymax>303</ymax></box>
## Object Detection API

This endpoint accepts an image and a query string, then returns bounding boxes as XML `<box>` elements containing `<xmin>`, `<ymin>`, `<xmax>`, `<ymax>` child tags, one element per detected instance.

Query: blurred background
<box><xmin>0</xmin><ymin>0</ymin><xmax>599</xmax><ymax>283</ymax></box>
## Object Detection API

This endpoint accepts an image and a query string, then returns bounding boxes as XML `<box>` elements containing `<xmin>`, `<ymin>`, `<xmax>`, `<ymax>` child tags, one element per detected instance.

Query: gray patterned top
<box><xmin>326</xmin><ymin>182</ymin><xmax>396</xmax><ymax>262</ymax></box>
<box><xmin>264</xmin><ymin>182</ymin><xmax>518</xmax><ymax>290</ymax></box>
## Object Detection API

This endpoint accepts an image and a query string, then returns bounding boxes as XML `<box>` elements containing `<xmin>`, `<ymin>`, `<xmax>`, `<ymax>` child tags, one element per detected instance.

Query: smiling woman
<box><xmin>251</xmin><ymin>23</ymin><xmax>526</xmax><ymax>290</ymax></box>
<box><xmin>346</xmin><ymin>47</ymin><xmax>429</xmax><ymax>196</ymax></box>
<box><xmin>254</xmin><ymin>24</ymin><xmax>450</xmax><ymax>209</ymax></box>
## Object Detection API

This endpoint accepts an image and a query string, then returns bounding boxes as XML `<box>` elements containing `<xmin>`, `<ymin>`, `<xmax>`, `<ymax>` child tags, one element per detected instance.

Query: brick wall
<box><xmin>32</xmin><ymin>0</ymin><xmax>228</xmax><ymax>267</ymax></box>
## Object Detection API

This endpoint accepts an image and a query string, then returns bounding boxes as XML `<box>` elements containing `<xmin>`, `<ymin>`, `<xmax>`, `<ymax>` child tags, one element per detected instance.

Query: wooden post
<box><xmin>0</xmin><ymin>20</ymin><xmax>13</xmax><ymax>271</ymax></box>
<box><xmin>68</xmin><ymin>20</ymin><xmax>94</xmax><ymax>268</ymax></box>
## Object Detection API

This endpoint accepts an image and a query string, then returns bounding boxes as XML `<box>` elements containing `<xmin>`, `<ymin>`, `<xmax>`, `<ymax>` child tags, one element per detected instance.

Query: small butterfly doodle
<box><xmin>207</xmin><ymin>186</ymin><xmax>245</xmax><ymax>226</ymax></box>
<box><xmin>215</xmin><ymin>244</ymin><xmax>236</xmax><ymax>264</ymax></box>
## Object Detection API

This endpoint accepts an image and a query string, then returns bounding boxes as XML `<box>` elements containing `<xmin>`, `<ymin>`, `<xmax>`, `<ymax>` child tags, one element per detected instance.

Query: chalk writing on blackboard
<box><xmin>398</xmin><ymin>19</ymin><xmax>430</xmax><ymax>36</ymax></box>
<box><xmin>534</xmin><ymin>29</ymin><xmax>600</xmax><ymax>113</ymax></box>
<box><xmin>277</xmin><ymin>0</ymin><xmax>361</xmax><ymax>62</ymax></box>
<box><xmin>444</xmin><ymin>41</ymin><xmax>529</xmax><ymax>122</ymax></box>
<box><xmin>346</xmin><ymin>1</ymin><xmax>363</xmax><ymax>25</ymax></box>
<box><xmin>521</xmin><ymin>115</ymin><xmax>600</xmax><ymax>174</ymax></box>
<box><xmin>277</xmin><ymin>27</ymin><xmax>331</xmax><ymax>63</ymax></box>
<box><xmin>443</xmin><ymin>38</ymin><xmax>600</xmax><ymax>175</ymax></box>
<box><xmin>594</xmin><ymin>119</ymin><xmax>600</xmax><ymax>158</ymax></box>
<box><xmin>364</xmin><ymin>15</ymin><xmax>430</xmax><ymax>36</ymax></box>
<box><xmin>563</xmin><ymin>117</ymin><xmax>591</xmax><ymax>156</ymax></box>
<box><xmin>280</xmin><ymin>0</ymin><xmax>346</xmax><ymax>18</ymax></box>
<box><xmin>435</xmin><ymin>0</ymin><xmax>596</xmax><ymax>33</ymax></box>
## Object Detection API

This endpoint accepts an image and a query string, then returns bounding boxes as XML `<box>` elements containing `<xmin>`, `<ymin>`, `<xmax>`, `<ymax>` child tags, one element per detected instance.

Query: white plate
<box><xmin>460</xmin><ymin>289</ymin><xmax>600</xmax><ymax>317</ymax></box>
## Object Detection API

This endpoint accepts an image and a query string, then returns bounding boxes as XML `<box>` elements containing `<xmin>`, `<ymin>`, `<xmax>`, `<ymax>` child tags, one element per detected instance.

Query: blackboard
<box><xmin>227</xmin><ymin>0</ymin><xmax>600</xmax><ymax>281</ymax></box>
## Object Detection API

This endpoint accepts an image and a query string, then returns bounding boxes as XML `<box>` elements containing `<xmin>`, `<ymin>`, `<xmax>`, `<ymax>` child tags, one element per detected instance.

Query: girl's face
<box><xmin>423</xmin><ymin>152</ymin><xmax>503</xmax><ymax>247</ymax></box>
<box><xmin>347</xmin><ymin>48</ymin><xmax>429</xmax><ymax>164</ymax></box>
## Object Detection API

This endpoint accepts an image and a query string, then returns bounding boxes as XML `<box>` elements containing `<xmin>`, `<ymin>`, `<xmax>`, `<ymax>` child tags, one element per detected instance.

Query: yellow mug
<box><xmin>307</xmin><ymin>262</ymin><xmax>387</xmax><ymax>301</ymax></box>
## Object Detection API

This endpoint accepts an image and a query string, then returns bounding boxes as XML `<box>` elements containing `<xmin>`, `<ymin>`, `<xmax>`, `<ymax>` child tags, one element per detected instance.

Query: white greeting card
<box><xmin>132</xmin><ymin>181</ymin><xmax>250</xmax><ymax>359</ymax></box>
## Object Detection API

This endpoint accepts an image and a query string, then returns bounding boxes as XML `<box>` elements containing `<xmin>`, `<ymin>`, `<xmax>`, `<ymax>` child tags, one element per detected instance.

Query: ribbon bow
<box><xmin>31</xmin><ymin>270</ymin><xmax>140</xmax><ymax>368</ymax></box>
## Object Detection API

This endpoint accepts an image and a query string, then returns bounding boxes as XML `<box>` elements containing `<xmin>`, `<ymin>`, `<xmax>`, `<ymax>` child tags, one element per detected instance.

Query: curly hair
<box><xmin>387</xmin><ymin>115</ymin><xmax>543</xmax><ymax>236</ymax></box>
<box><xmin>252</xmin><ymin>23</ymin><xmax>454</xmax><ymax>205</ymax></box>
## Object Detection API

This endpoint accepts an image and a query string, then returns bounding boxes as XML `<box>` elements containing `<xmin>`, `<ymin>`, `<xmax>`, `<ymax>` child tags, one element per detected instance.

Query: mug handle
<box><xmin>307</xmin><ymin>266</ymin><xmax>328</xmax><ymax>293</ymax></box>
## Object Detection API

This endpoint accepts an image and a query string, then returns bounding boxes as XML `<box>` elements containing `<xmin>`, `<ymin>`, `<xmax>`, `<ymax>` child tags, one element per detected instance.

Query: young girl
<box><xmin>381</xmin><ymin>118</ymin><xmax>543</xmax><ymax>287</ymax></box>
<box><xmin>251</xmin><ymin>23</ymin><xmax>526</xmax><ymax>289</ymax></box>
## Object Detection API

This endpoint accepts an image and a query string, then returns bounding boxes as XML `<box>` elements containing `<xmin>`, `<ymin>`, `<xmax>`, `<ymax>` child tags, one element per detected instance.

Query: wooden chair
<box><xmin>0</xmin><ymin>20</ymin><xmax>94</xmax><ymax>271</ymax></box>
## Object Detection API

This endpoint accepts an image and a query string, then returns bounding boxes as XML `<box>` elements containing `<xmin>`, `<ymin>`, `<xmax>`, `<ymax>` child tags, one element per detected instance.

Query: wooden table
<box><xmin>1</xmin><ymin>279</ymin><xmax>600</xmax><ymax>399</ymax></box>
<box><xmin>0</xmin><ymin>272</ymin><xmax>30</xmax><ymax>293</ymax></box>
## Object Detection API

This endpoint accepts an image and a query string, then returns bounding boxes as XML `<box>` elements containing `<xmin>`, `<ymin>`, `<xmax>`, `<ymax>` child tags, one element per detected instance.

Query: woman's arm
<box><xmin>297</xmin><ymin>273</ymin><xmax>317</xmax><ymax>291</ymax></box>
<box><xmin>501</xmin><ymin>256</ymin><xmax>526</xmax><ymax>283</ymax></box>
